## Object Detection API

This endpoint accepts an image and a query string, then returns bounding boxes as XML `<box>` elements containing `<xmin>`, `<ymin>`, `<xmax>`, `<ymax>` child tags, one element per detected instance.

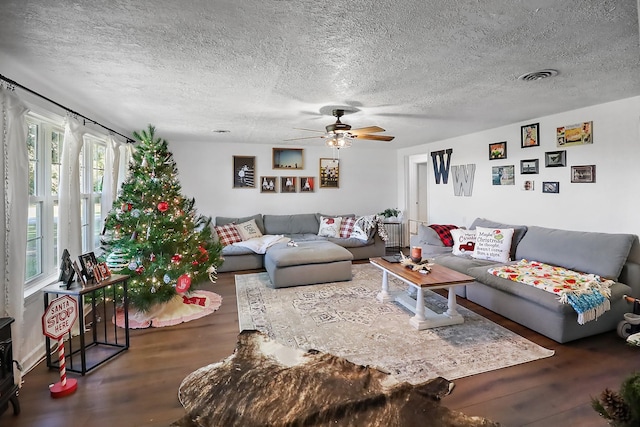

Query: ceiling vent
<box><xmin>518</xmin><ymin>69</ymin><xmax>559</xmax><ymax>81</ymax></box>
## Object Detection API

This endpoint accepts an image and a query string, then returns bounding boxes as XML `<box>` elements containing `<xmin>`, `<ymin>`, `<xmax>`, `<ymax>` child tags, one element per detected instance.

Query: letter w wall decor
<box><xmin>430</xmin><ymin>149</ymin><xmax>453</xmax><ymax>184</ymax></box>
<box><xmin>451</xmin><ymin>164</ymin><xmax>476</xmax><ymax>196</ymax></box>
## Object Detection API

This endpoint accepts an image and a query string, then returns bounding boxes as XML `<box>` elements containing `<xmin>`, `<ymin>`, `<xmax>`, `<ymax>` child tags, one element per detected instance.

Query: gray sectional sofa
<box><xmin>413</xmin><ymin>218</ymin><xmax>640</xmax><ymax>343</ymax></box>
<box><xmin>214</xmin><ymin>213</ymin><xmax>386</xmax><ymax>273</ymax></box>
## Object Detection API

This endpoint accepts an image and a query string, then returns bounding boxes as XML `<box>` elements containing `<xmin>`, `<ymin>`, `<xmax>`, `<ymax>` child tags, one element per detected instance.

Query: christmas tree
<box><xmin>101</xmin><ymin>125</ymin><xmax>223</xmax><ymax>312</ymax></box>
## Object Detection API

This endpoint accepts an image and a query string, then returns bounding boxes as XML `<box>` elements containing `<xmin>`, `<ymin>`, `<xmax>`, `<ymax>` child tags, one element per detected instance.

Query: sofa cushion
<box><xmin>236</xmin><ymin>219</ymin><xmax>263</xmax><ymax>241</ymax></box>
<box><xmin>470</xmin><ymin>218</ymin><xmax>527</xmax><ymax>259</ymax></box>
<box><xmin>214</xmin><ymin>224</ymin><xmax>242</xmax><ymax>246</ymax></box>
<box><xmin>434</xmin><ymin>253</ymin><xmax>503</xmax><ymax>275</ymax></box>
<box><xmin>318</xmin><ymin>216</ymin><xmax>342</xmax><ymax>238</ymax></box>
<box><xmin>216</xmin><ymin>214</ymin><xmax>264</xmax><ymax>234</ymax></box>
<box><xmin>417</xmin><ymin>224</ymin><xmax>445</xmax><ymax>247</ymax></box>
<box><xmin>472</xmin><ymin>227</ymin><xmax>514</xmax><ymax>263</ymax></box>
<box><xmin>515</xmin><ymin>226</ymin><xmax>635</xmax><ymax>280</ymax></box>
<box><xmin>340</xmin><ymin>217</ymin><xmax>356</xmax><ymax>238</ymax></box>
<box><xmin>264</xmin><ymin>214</ymin><xmax>319</xmax><ymax>235</ymax></box>
<box><xmin>451</xmin><ymin>229</ymin><xmax>477</xmax><ymax>256</ymax></box>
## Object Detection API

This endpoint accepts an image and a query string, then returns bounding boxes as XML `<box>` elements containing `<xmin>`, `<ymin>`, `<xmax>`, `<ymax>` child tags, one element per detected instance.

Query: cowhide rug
<box><xmin>173</xmin><ymin>330</ymin><xmax>499</xmax><ymax>427</ymax></box>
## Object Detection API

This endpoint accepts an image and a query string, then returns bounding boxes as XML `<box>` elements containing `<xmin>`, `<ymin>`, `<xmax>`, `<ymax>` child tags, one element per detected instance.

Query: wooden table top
<box><xmin>370</xmin><ymin>257</ymin><xmax>474</xmax><ymax>288</ymax></box>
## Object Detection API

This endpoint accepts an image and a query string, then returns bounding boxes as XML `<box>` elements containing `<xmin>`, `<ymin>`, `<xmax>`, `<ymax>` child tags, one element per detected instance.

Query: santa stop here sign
<box><xmin>42</xmin><ymin>295</ymin><xmax>78</xmax><ymax>340</ymax></box>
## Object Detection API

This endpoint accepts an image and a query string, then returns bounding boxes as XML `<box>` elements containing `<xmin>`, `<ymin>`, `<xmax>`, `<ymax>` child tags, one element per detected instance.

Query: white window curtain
<box><xmin>117</xmin><ymin>142</ymin><xmax>134</xmax><ymax>191</ymax></box>
<box><xmin>57</xmin><ymin>116</ymin><xmax>85</xmax><ymax>261</ymax></box>
<box><xmin>0</xmin><ymin>86</ymin><xmax>29</xmax><ymax>385</ymax></box>
<box><xmin>101</xmin><ymin>135</ymin><xmax>121</xmax><ymax>223</ymax></box>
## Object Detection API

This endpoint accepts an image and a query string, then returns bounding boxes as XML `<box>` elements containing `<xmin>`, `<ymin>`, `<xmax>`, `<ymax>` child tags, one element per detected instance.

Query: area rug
<box><xmin>236</xmin><ymin>264</ymin><xmax>554</xmax><ymax>384</ymax></box>
<box><xmin>114</xmin><ymin>290</ymin><xmax>222</xmax><ymax>329</ymax></box>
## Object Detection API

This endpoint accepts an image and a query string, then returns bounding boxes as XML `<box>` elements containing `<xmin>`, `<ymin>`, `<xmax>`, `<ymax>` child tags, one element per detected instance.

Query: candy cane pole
<box><xmin>58</xmin><ymin>338</ymin><xmax>67</xmax><ymax>386</ymax></box>
<box><xmin>49</xmin><ymin>338</ymin><xmax>77</xmax><ymax>398</ymax></box>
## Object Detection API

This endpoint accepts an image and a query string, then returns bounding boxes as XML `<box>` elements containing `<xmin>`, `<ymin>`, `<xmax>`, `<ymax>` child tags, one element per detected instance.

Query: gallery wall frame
<box><xmin>556</xmin><ymin>121</ymin><xmax>593</xmax><ymax>147</ymax></box>
<box><xmin>260</xmin><ymin>176</ymin><xmax>277</xmax><ymax>193</ymax></box>
<box><xmin>273</xmin><ymin>148</ymin><xmax>303</xmax><ymax>169</ymax></box>
<box><xmin>280</xmin><ymin>176</ymin><xmax>297</xmax><ymax>192</ymax></box>
<box><xmin>319</xmin><ymin>158</ymin><xmax>339</xmax><ymax>188</ymax></box>
<box><xmin>491</xmin><ymin>165</ymin><xmax>515</xmax><ymax>185</ymax></box>
<box><xmin>520</xmin><ymin>159</ymin><xmax>539</xmax><ymax>174</ymax></box>
<box><xmin>233</xmin><ymin>155</ymin><xmax>256</xmax><ymax>188</ymax></box>
<box><xmin>542</xmin><ymin>181</ymin><xmax>560</xmax><ymax>193</ymax></box>
<box><xmin>544</xmin><ymin>150</ymin><xmax>566</xmax><ymax>167</ymax></box>
<box><xmin>521</xmin><ymin>180</ymin><xmax>535</xmax><ymax>191</ymax></box>
<box><xmin>571</xmin><ymin>165</ymin><xmax>596</xmax><ymax>183</ymax></box>
<box><xmin>521</xmin><ymin>123</ymin><xmax>539</xmax><ymax>148</ymax></box>
<box><xmin>489</xmin><ymin>141</ymin><xmax>507</xmax><ymax>160</ymax></box>
<box><xmin>300</xmin><ymin>177</ymin><xmax>315</xmax><ymax>192</ymax></box>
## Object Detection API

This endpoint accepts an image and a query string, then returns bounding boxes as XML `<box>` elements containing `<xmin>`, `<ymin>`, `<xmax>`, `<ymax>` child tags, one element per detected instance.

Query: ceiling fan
<box><xmin>285</xmin><ymin>109</ymin><xmax>395</xmax><ymax>148</ymax></box>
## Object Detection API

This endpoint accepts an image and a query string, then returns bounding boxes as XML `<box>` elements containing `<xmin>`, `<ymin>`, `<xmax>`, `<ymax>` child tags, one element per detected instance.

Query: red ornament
<box><xmin>198</xmin><ymin>245</ymin><xmax>209</xmax><ymax>262</ymax></box>
<box><xmin>192</xmin><ymin>260</ymin><xmax>199</xmax><ymax>266</ymax></box>
<box><xmin>150</xmin><ymin>253</ymin><xmax>156</xmax><ymax>262</ymax></box>
<box><xmin>176</xmin><ymin>274</ymin><xmax>191</xmax><ymax>293</ymax></box>
<box><xmin>157</xmin><ymin>201</ymin><xmax>169</xmax><ymax>212</ymax></box>
<box><xmin>171</xmin><ymin>254</ymin><xmax>182</xmax><ymax>263</ymax></box>
<box><xmin>122</xmin><ymin>203</ymin><xmax>132</xmax><ymax>212</ymax></box>
<box><xmin>135</xmin><ymin>266</ymin><xmax>145</xmax><ymax>274</ymax></box>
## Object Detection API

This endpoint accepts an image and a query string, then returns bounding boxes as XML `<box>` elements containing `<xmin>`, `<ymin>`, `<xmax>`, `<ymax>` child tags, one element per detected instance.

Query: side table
<box><xmin>42</xmin><ymin>274</ymin><xmax>130</xmax><ymax>375</ymax></box>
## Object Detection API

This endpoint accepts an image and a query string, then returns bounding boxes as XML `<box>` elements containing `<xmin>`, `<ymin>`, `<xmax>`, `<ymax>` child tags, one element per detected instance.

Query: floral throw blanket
<box><xmin>488</xmin><ymin>259</ymin><xmax>614</xmax><ymax>325</ymax></box>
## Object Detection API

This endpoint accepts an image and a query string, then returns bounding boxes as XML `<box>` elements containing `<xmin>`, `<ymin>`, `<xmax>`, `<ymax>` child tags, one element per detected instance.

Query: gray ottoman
<box><xmin>264</xmin><ymin>241</ymin><xmax>353</xmax><ymax>288</ymax></box>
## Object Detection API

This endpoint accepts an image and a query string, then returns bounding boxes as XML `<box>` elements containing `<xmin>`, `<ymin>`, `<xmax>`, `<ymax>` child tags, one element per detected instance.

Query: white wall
<box><xmin>397</xmin><ymin>96</ymin><xmax>640</xmax><ymax>261</ymax></box>
<box><xmin>171</xmin><ymin>142</ymin><xmax>398</xmax><ymax>218</ymax></box>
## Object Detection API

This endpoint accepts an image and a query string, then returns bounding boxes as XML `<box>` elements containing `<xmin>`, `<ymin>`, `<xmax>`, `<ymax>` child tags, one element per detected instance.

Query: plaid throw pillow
<box><xmin>340</xmin><ymin>217</ymin><xmax>356</xmax><ymax>238</ymax></box>
<box><xmin>214</xmin><ymin>224</ymin><xmax>242</xmax><ymax>246</ymax></box>
<box><xmin>428</xmin><ymin>224</ymin><xmax>458</xmax><ymax>247</ymax></box>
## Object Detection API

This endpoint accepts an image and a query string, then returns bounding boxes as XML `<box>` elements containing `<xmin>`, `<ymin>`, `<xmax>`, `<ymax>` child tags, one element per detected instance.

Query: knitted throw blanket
<box><xmin>428</xmin><ymin>224</ymin><xmax>458</xmax><ymax>247</ymax></box>
<box><xmin>487</xmin><ymin>260</ymin><xmax>614</xmax><ymax>325</ymax></box>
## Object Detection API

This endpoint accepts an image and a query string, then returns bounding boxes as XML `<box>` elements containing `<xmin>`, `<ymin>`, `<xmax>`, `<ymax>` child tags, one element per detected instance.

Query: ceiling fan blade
<box><xmin>293</xmin><ymin>127</ymin><xmax>325</xmax><ymax>133</ymax></box>
<box><xmin>283</xmin><ymin>135</ymin><xmax>325</xmax><ymax>141</ymax></box>
<box><xmin>352</xmin><ymin>134</ymin><xmax>395</xmax><ymax>142</ymax></box>
<box><xmin>350</xmin><ymin>126</ymin><xmax>385</xmax><ymax>135</ymax></box>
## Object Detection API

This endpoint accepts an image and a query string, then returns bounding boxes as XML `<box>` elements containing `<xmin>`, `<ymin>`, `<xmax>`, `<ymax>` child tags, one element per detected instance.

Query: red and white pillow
<box><xmin>340</xmin><ymin>217</ymin><xmax>356</xmax><ymax>238</ymax></box>
<box><xmin>214</xmin><ymin>223</ymin><xmax>242</xmax><ymax>246</ymax></box>
<box><xmin>318</xmin><ymin>216</ymin><xmax>342</xmax><ymax>238</ymax></box>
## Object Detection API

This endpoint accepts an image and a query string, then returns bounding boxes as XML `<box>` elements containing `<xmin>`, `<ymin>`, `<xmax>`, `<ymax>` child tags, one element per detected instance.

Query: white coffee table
<box><xmin>370</xmin><ymin>257</ymin><xmax>474</xmax><ymax>330</ymax></box>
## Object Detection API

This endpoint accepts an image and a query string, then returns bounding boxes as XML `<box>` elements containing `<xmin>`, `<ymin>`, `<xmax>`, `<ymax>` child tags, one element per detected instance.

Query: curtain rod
<box><xmin>0</xmin><ymin>73</ymin><xmax>135</xmax><ymax>143</ymax></box>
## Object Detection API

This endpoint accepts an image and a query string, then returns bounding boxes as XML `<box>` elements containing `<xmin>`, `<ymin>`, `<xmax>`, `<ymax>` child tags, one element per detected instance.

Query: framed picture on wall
<box><xmin>520</xmin><ymin>159</ymin><xmax>539</xmax><ymax>174</ymax></box>
<box><xmin>491</xmin><ymin>165</ymin><xmax>515</xmax><ymax>185</ymax></box>
<box><xmin>300</xmin><ymin>177</ymin><xmax>315</xmax><ymax>192</ymax></box>
<box><xmin>233</xmin><ymin>156</ymin><xmax>256</xmax><ymax>188</ymax></box>
<box><xmin>557</xmin><ymin>121</ymin><xmax>592</xmax><ymax>147</ymax></box>
<box><xmin>571</xmin><ymin>165</ymin><xmax>596</xmax><ymax>183</ymax></box>
<box><xmin>260</xmin><ymin>176</ymin><xmax>277</xmax><ymax>193</ymax></box>
<box><xmin>544</xmin><ymin>150</ymin><xmax>566</xmax><ymax>167</ymax></box>
<box><xmin>273</xmin><ymin>148</ymin><xmax>303</xmax><ymax>169</ymax></box>
<box><xmin>319</xmin><ymin>158</ymin><xmax>339</xmax><ymax>188</ymax></box>
<box><xmin>521</xmin><ymin>123</ymin><xmax>539</xmax><ymax>148</ymax></box>
<box><xmin>542</xmin><ymin>181</ymin><xmax>560</xmax><ymax>193</ymax></box>
<box><xmin>280</xmin><ymin>176</ymin><xmax>297</xmax><ymax>192</ymax></box>
<box><xmin>489</xmin><ymin>141</ymin><xmax>507</xmax><ymax>160</ymax></box>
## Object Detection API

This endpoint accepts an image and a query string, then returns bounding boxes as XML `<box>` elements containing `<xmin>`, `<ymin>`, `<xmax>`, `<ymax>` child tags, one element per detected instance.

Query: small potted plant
<box><xmin>379</xmin><ymin>208</ymin><xmax>401</xmax><ymax>222</ymax></box>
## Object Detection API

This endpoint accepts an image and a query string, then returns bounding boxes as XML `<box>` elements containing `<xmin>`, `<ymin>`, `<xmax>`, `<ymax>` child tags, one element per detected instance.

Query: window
<box><xmin>25</xmin><ymin>113</ymin><xmax>108</xmax><ymax>291</ymax></box>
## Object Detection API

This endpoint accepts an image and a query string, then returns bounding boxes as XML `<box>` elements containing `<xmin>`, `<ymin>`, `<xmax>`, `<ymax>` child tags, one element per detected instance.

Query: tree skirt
<box><xmin>113</xmin><ymin>290</ymin><xmax>222</xmax><ymax>329</ymax></box>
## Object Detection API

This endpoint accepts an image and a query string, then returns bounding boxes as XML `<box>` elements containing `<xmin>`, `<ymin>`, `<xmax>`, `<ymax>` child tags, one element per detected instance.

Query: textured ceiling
<box><xmin>1</xmin><ymin>0</ymin><xmax>639</xmax><ymax>148</ymax></box>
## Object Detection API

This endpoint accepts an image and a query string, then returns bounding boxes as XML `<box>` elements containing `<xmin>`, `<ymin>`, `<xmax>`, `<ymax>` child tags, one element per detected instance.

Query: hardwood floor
<box><xmin>1</xmin><ymin>265</ymin><xmax>637</xmax><ymax>427</ymax></box>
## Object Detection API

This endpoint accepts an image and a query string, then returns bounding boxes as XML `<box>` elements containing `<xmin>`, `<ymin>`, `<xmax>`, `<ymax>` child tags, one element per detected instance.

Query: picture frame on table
<box><xmin>489</xmin><ymin>141</ymin><xmax>507</xmax><ymax>160</ymax></box>
<box><xmin>571</xmin><ymin>165</ymin><xmax>596</xmax><ymax>183</ymax></box>
<box><xmin>545</xmin><ymin>150</ymin><xmax>566</xmax><ymax>167</ymax></box>
<box><xmin>93</xmin><ymin>262</ymin><xmax>112</xmax><ymax>283</ymax></box>
<box><xmin>78</xmin><ymin>252</ymin><xmax>97</xmax><ymax>282</ymax></box>
<box><xmin>542</xmin><ymin>181</ymin><xmax>560</xmax><ymax>193</ymax></box>
<box><xmin>521</xmin><ymin>123</ymin><xmax>539</xmax><ymax>148</ymax></box>
<box><xmin>260</xmin><ymin>176</ymin><xmax>277</xmax><ymax>193</ymax></box>
<box><xmin>233</xmin><ymin>155</ymin><xmax>256</xmax><ymax>188</ymax></box>
<box><xmin>72</xmin><ymin>260</ymin><xmax>86</xmax><ymax>286</ymax></box>
<box><xmin>319</xmin><ymin>158</ymin><xmax>339</xmax><ymax>188</ymax></box>
<box><xmin>272</xmin><ymin>148</ymin><xmax>303</xmax><ymax>170</ymax></box>
<box><xmin>520</xmin><ymin>159</ymin><xmax>539</xmax><ymax>174</ymax></box>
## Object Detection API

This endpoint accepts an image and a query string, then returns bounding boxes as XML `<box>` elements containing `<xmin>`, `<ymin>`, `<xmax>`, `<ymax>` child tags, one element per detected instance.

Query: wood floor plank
<box><xmin>0</xmin><ymin>268</ymin><xmax>636</xmax><ymax>427</ymax></box>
